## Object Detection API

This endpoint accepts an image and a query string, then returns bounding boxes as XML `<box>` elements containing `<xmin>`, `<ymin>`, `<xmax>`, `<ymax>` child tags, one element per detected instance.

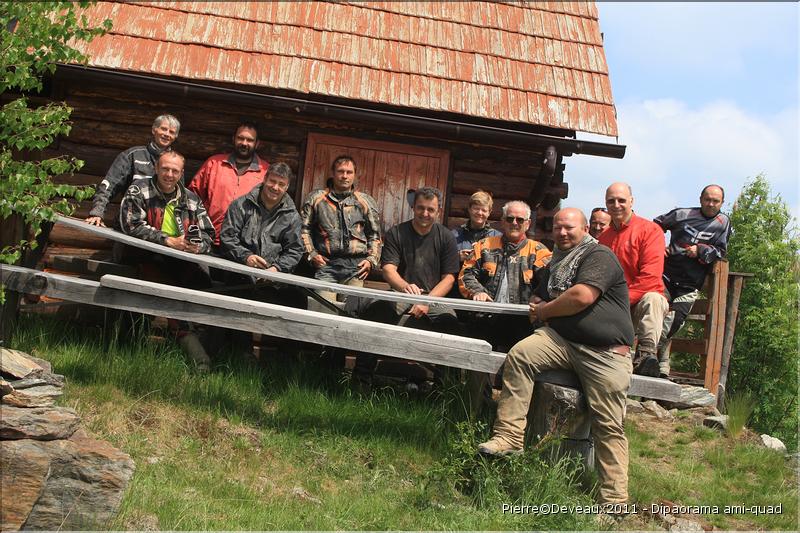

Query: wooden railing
<box><xmin>666</xmin><ymin>260</ymin><xmax>751</xmax><ymax>396</ymax></box>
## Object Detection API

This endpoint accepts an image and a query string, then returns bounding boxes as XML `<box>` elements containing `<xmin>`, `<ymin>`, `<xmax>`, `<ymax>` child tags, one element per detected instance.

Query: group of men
<box><xmin>84</xmin><ymin>114</ymin><xmax>731</xmax><ymax>509</ymax></box>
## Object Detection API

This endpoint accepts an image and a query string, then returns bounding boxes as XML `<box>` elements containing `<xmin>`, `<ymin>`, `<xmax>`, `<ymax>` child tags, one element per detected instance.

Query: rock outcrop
<box><xmin>0</xmin><ymin>348</ymin><xmax>135</xmax><ymax>531</ymax></box>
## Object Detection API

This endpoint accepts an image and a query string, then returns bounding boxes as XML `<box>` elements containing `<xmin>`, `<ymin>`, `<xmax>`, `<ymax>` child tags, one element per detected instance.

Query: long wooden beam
<box><xmin>56</xmin><ymin>216</ymin><xmax>530</xmax><ymax>315</ymax></box>
<box><xmin>2</xmin><ymin>265</ymin><xmax>502</xmax><ymax>373</ymax></box>
<box><xmin>4</xmin><ymin>265</ymin><xmax>681</xmax><ymax>401</ymax></box>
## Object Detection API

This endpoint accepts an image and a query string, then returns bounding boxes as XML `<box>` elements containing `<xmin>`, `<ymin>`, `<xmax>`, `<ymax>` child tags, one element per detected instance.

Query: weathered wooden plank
<box><xmin>4</xmin><ymin>264</ymin><xmax>683</xmax><ymax>401</ymax></box>
<box><xmin>717</xmin><ymin>274</ymin><xmax>745</xmax><ymax>400</ymax></box>
<box><xmin>56</xmin><ymin>215</ymin><xmax>530</xmax><ymax>315</ymax></box>
<box><xmin>534</xmin><ymin>369</ymin><xmax>681</xmax><ymax>402</ymax></box>
<box><xmin>100</xmin><ymin>274</ymin><xmax>489</xmax><ymax>353</ymax></box>
<box><xmin>704</xmin><ymin>261</ymin><xmax>728</xmax><ymax>394</ymax></box>
<box><xmin>2</xmin><ymin>266</ymin><xmax>503</xmax><ymax>373</ymax></box>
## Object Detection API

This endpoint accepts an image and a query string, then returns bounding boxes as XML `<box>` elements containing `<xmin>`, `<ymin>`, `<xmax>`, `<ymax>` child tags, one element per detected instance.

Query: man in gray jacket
<box><xmin>219</xmin><ymin>162</ymin><xmax>306</xmax><ymax>309</ymax></box>
<box><xmin>86</xmin><ymin>114</ymin><xmax>180</xmax><ymax>226</ymax></box>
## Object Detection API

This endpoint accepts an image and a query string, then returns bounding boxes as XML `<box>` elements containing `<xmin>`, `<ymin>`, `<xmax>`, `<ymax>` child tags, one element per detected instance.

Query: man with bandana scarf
<box><xmin>478</xmin><ymin>208</ymin><xmax>635</xmax><ymax>510</ymax></box>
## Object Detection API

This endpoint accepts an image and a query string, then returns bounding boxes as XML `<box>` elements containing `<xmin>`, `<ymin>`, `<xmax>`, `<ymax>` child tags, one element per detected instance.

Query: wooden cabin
<box><xmin>32</xmin><ymin>0</ymin><xmax>624</xmax><ymax>263</ymax></box>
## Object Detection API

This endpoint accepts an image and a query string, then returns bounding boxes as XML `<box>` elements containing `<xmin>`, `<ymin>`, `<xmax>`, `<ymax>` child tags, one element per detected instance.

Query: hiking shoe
<box><xmin>477</xmin><ymin>437</ymin><xmax>522</xmax><ymax>457</ymax></box>
<box><xmin>633</xmin><ymin>354</ymin><xmax>660</xmax><ymax>377</ymax></box>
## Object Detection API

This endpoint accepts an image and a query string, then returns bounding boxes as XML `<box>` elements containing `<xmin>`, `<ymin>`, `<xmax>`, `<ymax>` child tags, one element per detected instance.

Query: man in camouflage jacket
<box><xmin>300</xmin><ymin>155</ymin><xmax>381</xmax><ymax>304</ymax></box>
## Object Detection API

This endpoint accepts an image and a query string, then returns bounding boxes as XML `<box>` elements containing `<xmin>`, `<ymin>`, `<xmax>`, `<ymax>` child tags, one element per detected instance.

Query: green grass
<box><xmin>11</xmin><ymin>316</ymin><xmax>799</xmax><ymax>530</ymax></box>
<box><xmin>627</xmin><ymin>418</ymin><xmax>798</xmax><ymax>530</ymax></box>
<box><xmin>724</xmin><ymin>392</ymin><xmax>756</xmax><ymax>439</ymax></box>
<box><xmin>12</xmin><ymin>316</ymin><xmax>599</xmax><ymax>530</ymax></box>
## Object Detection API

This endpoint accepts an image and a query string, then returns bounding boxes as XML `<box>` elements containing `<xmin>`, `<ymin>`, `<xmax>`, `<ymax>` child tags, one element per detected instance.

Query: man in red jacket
<box><xmin>188</xmin><ymin>121</ymin><xmax>269</xmax><ymax>249</ymax></box>
<box><xmin>598</xmin><ymin>182</ymin><xmax>668</xmax><ymax>377</ymax></box>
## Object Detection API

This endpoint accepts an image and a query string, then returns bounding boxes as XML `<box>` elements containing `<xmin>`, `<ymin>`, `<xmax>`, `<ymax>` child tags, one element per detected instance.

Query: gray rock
<box><xmin>760</xmin><ymin>434</ymin><xmax>787</xmax><ymax>453</ymax></box>
<box><xmin>626</xmin><ymin>398</ymin><xmax>645</xmax><ymax>414</ymax></box>
<box><xmin>642</xmin><ymin>400</ymin><xmax>674</xmax><ymax>421</ymax></box>
<box><xmin>0</xmin><ymin>348</ymin><xmax>43</xmax><ymax>380</ymax></box>
<box><xmin>0</xmin><ymin>378</ymin><xmax>11</xmax><ymax>397</ymax></box>
<box><xmin>669</xmin><ymin>517</ymin><xmax>704</xmax><ymax>531</ymax></box>
<box><xmin>20</xmin><ymin>429</ymin><xmax>135</xmax><ymax>530</ymax></box>
<box><xmin>703</xmin><ymin>415</ymin><xmax>728</xmax><ymax>431</ymax></box>
<box><xmin>10</xmin><ymin>373</ymin><xmax>65</xmax><ymax>389</ymax></box>
<box><xmin>0</xmin><ymin>439</ymin><xmax>52</xmax><ymax>531</ymax></box>
<box><xmin>24</xmin><ymin>355</ymin><xmax>52</xmax><ymax>375</ymax></box>
<box><xmin>0</xmin><ymin>405</ymin><xmax>81</xmax><ymax>440</ymax></box>
<box><xmin>2</xmin><ymin>385</ymin><xmax>62</xmax><ymax>408</ymax></box>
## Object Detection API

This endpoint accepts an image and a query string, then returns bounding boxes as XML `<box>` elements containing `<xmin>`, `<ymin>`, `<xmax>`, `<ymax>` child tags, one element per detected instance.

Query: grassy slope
<box><xmin>10</xmin><ymin>317</ymin><xmax>798</xmax><ymax>530</ymax></box>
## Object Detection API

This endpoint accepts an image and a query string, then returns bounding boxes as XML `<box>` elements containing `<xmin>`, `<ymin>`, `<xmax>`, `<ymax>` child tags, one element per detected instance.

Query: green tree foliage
<box><xmin>726</xmin><ymin>175</ymin><xmax>799</xmax><ymax>451</ymax></box>
<box><xmin>0</xmin><ymin>1</ymin><xmax>110</xmax><ymax>265</ymax></box>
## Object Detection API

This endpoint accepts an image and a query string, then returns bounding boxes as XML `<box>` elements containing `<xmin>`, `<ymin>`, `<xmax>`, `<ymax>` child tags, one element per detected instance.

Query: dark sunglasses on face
<box><xmin>504</xmin><ymin>216</ymin><xmax>528</xmax><ymax>224</ymax></box>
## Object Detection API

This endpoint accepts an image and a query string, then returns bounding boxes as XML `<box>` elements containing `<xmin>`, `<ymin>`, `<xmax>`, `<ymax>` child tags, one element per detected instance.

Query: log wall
<box><xmin>29</xmin><ymin>73</ymin><xmax>570</xmax><ymax>263</ymax></box>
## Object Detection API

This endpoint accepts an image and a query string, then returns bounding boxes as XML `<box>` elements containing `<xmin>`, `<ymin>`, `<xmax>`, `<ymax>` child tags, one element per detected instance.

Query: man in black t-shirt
<box><xmin>365</xmin><ymin>186</ymin><xmax>461</xmax><ymax>331</ymax></box>
<box><xmin>478</xmin><ymin>208</ymin><xmax>635</xmax><ymax>508</ymax></box>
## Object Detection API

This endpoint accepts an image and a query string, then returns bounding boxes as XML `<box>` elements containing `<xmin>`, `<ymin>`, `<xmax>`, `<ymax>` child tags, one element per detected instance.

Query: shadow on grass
<box><xmin>11</xmin><ymin>315</ymin><xmax>467</xmax><ymax>452</ymax></box>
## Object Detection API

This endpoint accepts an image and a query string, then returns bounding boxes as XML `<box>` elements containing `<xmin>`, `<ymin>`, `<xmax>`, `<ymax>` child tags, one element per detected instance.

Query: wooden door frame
<box><xmin>300</xmin><ymin>132</ymin><xmax>451</xmax><ymax>224</ymax></box>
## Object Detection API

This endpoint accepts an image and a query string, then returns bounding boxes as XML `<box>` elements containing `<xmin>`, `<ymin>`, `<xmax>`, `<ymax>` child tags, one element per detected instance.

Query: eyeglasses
<box><xmin>503</xmin><ymin>216</ymin><xmax>528</xmax><ymax>224</ymax></box>
<box><xmin>591</xmin><ymin>207</ymin><xmax>607</xmax><ymax>213</ymax></box>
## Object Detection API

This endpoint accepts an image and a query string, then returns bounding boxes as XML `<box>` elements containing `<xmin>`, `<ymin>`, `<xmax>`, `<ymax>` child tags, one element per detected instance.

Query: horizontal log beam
<box><xmin>56</xmin><ymin>215</ymin><xmax>530</xmax><ymax>315</ymax></box>
<box><xmin>5</xmin><ymin>265</ymin><xmax>683</xmax><ymax>401</ymax></box>
<box><xmin>3</xmin><ymin>265</ymin><xmax>502</xmax><ymax>373</ymax></box>
<box><xmin>535</xmin><ymin>369</ymin><xmax>681</xmax><ymax>402</ymax></box>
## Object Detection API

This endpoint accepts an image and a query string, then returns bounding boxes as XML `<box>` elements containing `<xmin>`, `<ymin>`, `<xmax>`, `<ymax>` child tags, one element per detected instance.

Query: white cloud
<box><xmin>565</xmin><ymin>99</ymin><xmax>799</xmax><ymax>221</ymax></box>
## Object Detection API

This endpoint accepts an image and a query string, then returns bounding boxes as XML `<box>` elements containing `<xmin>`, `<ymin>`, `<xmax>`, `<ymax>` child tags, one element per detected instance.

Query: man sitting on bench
<box><xmin>219</xmin><ymin>162</ymin><xmax>306</xmax><ymax>310</ymax></box>
<box><xmin>458</xmin><ymin>199</ymin><xmax>551</xmax><ymax>351</ymax></box>
<box><xmin>119</xmin><ymin>150</ymin><xmax>215</xmax><ymax>371</ymax></box>
<box><xmin>365</xmin><ymin>186</ymin><xmax>460</xmax><ymax>333</ymax></box>
<box><xmin>479</xmin><ymin>208</ymin><xmax>634</xmax><ymax>510</ymax></box>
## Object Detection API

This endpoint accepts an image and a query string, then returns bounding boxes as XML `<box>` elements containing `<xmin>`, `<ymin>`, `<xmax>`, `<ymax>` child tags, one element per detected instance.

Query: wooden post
<box><xmin>528</xmin><ymin>381</ymin><xmax>594</xmax><ymax>472</ymax></box>
<box><xmin>716</xmin><ymin>273</ymin><xmax>750</xmax><ymax>407</ymax></box>
<box><xmin>703</xmin><ymin>261</ymin><xmax>728</xmax><ymax>394</ymax></box>
<box><xmin>1</xmin><ymin>219</ymin><xmax>52</xmax><ymax>346</ymax></box>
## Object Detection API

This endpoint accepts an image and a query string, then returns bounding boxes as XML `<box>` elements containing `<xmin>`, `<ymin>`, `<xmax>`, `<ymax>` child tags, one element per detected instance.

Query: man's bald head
<box><xmin>605</xmin><ymin>182</ymin><xmax>634</xmax><ymax>227</ymax></box>
<box><xmin>552</xmin><ymin>208</ymin><xmax>589</xmax><ymax>251</ymax></box>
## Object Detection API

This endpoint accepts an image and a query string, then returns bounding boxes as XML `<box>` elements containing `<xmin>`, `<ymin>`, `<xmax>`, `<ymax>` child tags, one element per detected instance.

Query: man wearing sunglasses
<box><xmin>598</xmin><ymin>182</ymin><xmax>668</xmax><ymax>378</ymax></box>
<box><xmin>119</xmin><ymin>150</ymin><xmax>216</xmax><ymax>371</ymax></box>
<box><xmin>458</xmin><ymin>200</ymin><xmax>552</xmax><ymax>350</ymax></box>
<box><xmin>589</xmin><ymin>207</ymin><xmax>612</xmax><ymax>239</ymax></box>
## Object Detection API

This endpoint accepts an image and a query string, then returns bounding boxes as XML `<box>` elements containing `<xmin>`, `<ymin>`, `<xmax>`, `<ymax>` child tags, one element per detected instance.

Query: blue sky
<box><xmin>567</xmin><ymin>2</ymin><xmax>799</xmax><ymax>222</ymax></box>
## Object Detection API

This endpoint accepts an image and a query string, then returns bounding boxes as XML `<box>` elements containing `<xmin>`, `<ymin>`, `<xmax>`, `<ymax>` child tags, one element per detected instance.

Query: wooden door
<box><xmin>301</xmin><ymin>133</ymin><xmax>451</xmax><ymax>232</ymax></box>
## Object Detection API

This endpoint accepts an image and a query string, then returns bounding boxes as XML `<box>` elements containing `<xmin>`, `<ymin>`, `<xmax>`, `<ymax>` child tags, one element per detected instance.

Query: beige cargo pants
<box><xmin>492</xmin><ymin>327</ymin><xmax>633</xmax><ymax>504</ymax></box>
<box><xmin>631</xmin><ymin>291</ymin><xmax>669</xmax><ymax>356</ymax></box>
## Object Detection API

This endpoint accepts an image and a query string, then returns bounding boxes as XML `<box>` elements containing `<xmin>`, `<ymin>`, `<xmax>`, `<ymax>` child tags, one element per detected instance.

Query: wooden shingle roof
<box><xmin>74</xmin><ymin>1</ymin><xmax>618</xmax><ymax>136</ymax></box>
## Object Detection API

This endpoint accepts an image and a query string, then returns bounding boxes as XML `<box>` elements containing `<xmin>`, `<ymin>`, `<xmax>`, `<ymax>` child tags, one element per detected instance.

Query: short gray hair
<box><xmin>153</xmin><ymin>114</ymin><xmax>181</xmax><ymax>135</ymax></box>
<box><xmin>501</xmin><ymin>200</ymin><xmax>531</xmax><ymax>220</ymax></box>
<box><xmin>266</xmin><ymin>161</ymin><xmax>294</xmax><ymax>186</ymax></box>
